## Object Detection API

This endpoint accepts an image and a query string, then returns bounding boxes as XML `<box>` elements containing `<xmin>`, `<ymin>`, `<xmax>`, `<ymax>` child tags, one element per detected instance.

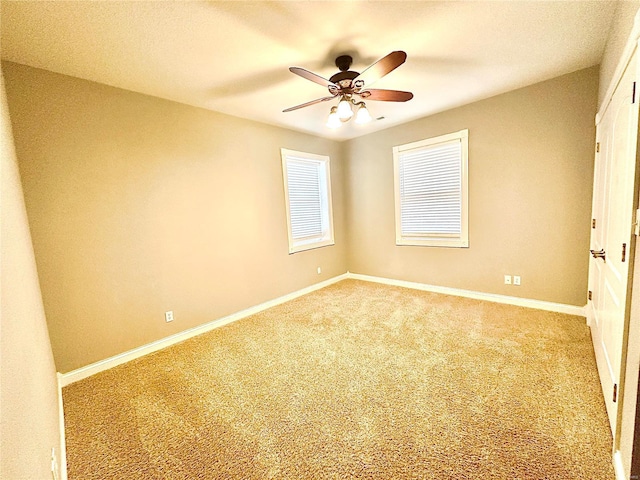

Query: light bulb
<box><xmin>355</xmin><ymin>103</ymin><xmax>372</xmax><ymax>124</ymax></box>
<box><xmin>326</xmin><ymin>107</ymin><xmax>341</xmax><ymax>128</ymax></box>
<box><xmin>337</xmin><ymin>97</ymin><xmax>353</xmax><ymax>120</ymax></box>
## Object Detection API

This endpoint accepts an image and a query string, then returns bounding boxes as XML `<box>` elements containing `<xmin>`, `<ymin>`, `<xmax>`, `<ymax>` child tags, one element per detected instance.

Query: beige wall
<box><xmin>345</xmin><ymin>67</ymin><xmax>599</xmax><ymax>307</ymax></box>
<box><xmin>3</xmin><ymin>62</ymin><xmax>347</xmax><ymax>373</ymax></box>
<box><xmin>3</xmin><ymin>62</ymin><xmax>600</xmax><ymax>368</ymax></box>
<box><xmin>598</xmin><ymin>1</ymin><xmax>640</xmax><ymax>108</ymax></box>
<box><xmin>0</xmin><ymin>71</ymin><xmax>62</xmax><ymax>478</ymax></box>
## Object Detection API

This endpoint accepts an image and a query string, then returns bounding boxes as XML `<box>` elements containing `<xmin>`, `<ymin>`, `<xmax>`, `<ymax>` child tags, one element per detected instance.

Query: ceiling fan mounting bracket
<box><xmin>335</xmin><ymin>55</ymin><xmax>353</xmax><ymax>72</ymax></box>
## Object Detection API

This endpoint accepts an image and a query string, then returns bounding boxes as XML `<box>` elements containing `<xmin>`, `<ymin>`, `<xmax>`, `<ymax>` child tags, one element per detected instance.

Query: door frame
<box><xmin>595</xmin><ymin>9</ymin><xmax>640</xmax><ymax>480</ymax></box>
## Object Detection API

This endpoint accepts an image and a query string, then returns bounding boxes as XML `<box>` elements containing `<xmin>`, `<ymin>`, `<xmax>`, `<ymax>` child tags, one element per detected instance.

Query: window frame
<box><xmin>393</xmin><ymin>129</ymin><xmax>469</xmax><ymax>248</ymax></box>
<box><xmin>281</xmin><ymin>148</ymin><xmax>335</xmax><ymax>254</ymax></box>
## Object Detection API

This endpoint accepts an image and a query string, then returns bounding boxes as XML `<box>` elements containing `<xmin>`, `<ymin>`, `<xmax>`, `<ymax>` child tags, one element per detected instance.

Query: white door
<box><xmin>588</xmin><ymin>49</ymin><xmax>639</xmax><ymax>435</ymax></box>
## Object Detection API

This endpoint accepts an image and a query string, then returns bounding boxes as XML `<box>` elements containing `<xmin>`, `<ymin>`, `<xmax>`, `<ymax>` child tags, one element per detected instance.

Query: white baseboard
<box><xmin>346</xmin><ymin>272</ymin><xmax>586</xmax><ymax>317</ymax></box>
<box><xmin>60</xmin><ymin>271</ymin><xmax>586</xmax><ymax>386</ymax></box>
<box><xmin>614</xmin><ymin>450</ymin><xmax>628</xmax><ymax>480</ymax></box>
<box><xmin>59</xmin><ymin>273</ymin><xmax>349</xmax><ymax>386</ymax></box>
<box><xmin>56</xmin><ymin>373</ymin><xmax>68</xmax><ymax>480</ymax></box>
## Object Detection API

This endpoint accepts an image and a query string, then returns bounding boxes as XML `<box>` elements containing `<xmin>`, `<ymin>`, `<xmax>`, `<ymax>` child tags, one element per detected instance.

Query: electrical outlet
<box><xmin>317</xmin><ymin>267</ymin><xmax>322</xmax><ymax>274</ymax></box>
<box><xmin>504</xmin><ymin>275</ymin><xmax>512</xmax><ymax>285</ymax></box>
<box><xmin>513</xmin><ymin>275</ymin><xmax>521</xmax><ymax>286</ymax></box>
<box><xmin>165</xmin><ymin>311</ymin><xmax>174</xmax><ymax>322</ymax></box>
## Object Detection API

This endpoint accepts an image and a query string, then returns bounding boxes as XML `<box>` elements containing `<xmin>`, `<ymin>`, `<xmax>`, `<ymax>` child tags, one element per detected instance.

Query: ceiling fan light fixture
<box><xmin>337</xmin><ymin>96</ymin><xmax>353</xmax><ymax>120</ymax></box>
<box><xmin>354</xmin><ymin>102</ymin><xmax>372</xmax><ymax>124</ymax></box>
<box><xmin>326</xmin><ymin>106</ymin><xmax>341</xmax><ymax>128</ymax></box>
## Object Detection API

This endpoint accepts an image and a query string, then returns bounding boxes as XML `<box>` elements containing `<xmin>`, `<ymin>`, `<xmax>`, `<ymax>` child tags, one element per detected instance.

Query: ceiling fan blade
<box><xmin>289</xmin><ymin>67</ymin><xmax>336</xmax><ymax>88</ymax></box>
<box><xmin>354</xmin><ymin>51</ymin><xmax>407</xmax><ymax>87</ymax></box>
<box><xmin>283</xmin><ymin>96</ymin><xmax>336</xmax><ymax>112</ymax></box>
<box><xmin>361</xmin><ymin>89</ymin><xmax>414</xmax><ymax>102</ymax></box>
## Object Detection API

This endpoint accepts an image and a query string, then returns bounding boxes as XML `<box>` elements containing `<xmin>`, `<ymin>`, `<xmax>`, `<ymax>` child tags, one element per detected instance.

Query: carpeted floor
<box><xmin>63</xmin><ymin>279</ymin><xmax>615</xmax><ymax>479</ymax></box>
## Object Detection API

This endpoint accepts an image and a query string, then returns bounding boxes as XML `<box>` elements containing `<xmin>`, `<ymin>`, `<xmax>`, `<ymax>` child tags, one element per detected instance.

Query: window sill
<box><xmin>396</xmin><ymin>238</ymin><xmax>469</xmax><ymax>248</ymax></box>
<box><xmin>289</xmin><ymin>239</ymin><xmax>335</xmax><ymax>254</ymax></box>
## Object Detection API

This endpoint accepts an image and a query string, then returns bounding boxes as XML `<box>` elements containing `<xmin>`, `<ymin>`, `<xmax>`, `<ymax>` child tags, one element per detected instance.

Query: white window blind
<box><xmin>281</xmin><ymin>149</ymin><xmax>334</xmax><ymax>254</ymax></box>
<box><xmin>393</xmin><ymin>130</ymin><xmax>469</xmax><ymax>248</ymax></box>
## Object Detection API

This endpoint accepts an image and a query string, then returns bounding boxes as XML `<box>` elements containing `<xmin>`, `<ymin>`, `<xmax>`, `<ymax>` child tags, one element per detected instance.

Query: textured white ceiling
<box><xmin>1</xmin><ymin>1</ymin><xmax>616</xmax><ymax>140</ymax></box>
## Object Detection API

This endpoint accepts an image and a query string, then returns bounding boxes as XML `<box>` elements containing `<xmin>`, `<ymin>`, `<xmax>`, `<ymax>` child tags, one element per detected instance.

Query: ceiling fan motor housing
<box><xmin>329</xmin><ymin>70</ymin><xmax>359</xmax><ymax>86</ymax></box>
<box><xmin>331</xmin><ymin>55</ymin><xmax>360</xmax><ymax>87</ymax></box>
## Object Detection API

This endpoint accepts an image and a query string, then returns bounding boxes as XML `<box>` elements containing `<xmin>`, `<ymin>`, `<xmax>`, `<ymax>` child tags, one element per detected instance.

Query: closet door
<box><xmin>588</xmin><ymin>49</ymin><xmax>639</xmax><ymax>435</ymax></box>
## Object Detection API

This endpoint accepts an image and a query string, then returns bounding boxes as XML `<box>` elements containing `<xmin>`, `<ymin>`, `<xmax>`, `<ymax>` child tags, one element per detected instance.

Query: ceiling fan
<box><xmin>283</xmin><ymin>51</ymin><xmax>413</xmax><ymax>128</ymax></box>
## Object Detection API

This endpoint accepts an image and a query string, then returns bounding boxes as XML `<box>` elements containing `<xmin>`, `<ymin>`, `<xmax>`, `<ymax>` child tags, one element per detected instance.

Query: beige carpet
<box><xmin>63</xmin><ymin>279</ymin><xmax>615</xmax><ymax>479</ymax></box>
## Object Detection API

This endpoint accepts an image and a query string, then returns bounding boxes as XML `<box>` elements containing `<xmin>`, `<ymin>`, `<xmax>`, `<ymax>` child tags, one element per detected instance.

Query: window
<box><xmin>281</xmin><ymin>148</ymin><xmax>335</xmax><ymax>254</ymax></box>
<box><xmin>393</xmin><ymin>129</ymin><xmax>469</xmax><ymax>248</ymax></box>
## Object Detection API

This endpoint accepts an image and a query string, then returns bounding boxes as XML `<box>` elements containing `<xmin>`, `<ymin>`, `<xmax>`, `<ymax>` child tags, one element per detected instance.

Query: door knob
<box><xmin>590</xmin><ymin>249</ymin><xmax>606</xmax><ymax>261</ymax></box>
